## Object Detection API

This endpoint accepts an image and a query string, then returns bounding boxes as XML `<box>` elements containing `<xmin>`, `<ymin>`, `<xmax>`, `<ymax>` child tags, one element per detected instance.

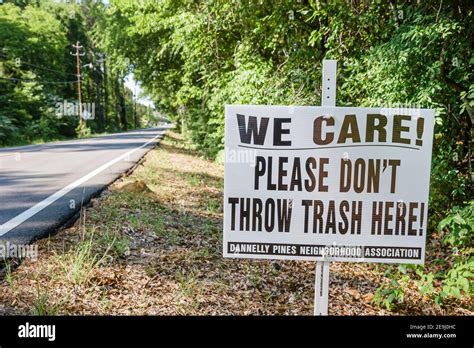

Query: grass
<box><xmin>206</xmin><ymin>199</ymin><xmax>221</xmax><ymax>214</ymax></box>
<box><xmin>95</xmin><ymin>231</ymin><xmax>130</xmax><ymax>259</ymax></box>
<box><xmin>55</xmin><ymin>237</ymin><xmax>99</xmax><ymax>286</ymax></box>
<box><xmin>3</xmin><ymin>259</ymin><xmax>14</xmax><ymax>290</ymax></box>
<box><xmin>175</xmin><ymin>268</ymin><xmax>203</xmax><ymax>312</ymax></box>
<box><xmin>186</xmin><ymin>174</ymin><xmax>202</xmax><ymax>187</ymax></box>
<box><xmin>176</xmin><ymin>269</ymin><xmax>197</xmax><ymax>298</ymax></box>
<box><xmin>52</xmin><ymin>227</ymin><xmax>126</xmax><ymax>286</ymax></box>
<box><xmin>33</xmin><ymin>286</ymin><xmax>56</xmax><ymax>316</ymax></box>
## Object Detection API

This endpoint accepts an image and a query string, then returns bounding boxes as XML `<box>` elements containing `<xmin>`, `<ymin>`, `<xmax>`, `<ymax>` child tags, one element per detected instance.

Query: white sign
<box><xmin>223</xmin><ymin>105</ymin><xmax>435</xmax><ymax>264</ymax></box>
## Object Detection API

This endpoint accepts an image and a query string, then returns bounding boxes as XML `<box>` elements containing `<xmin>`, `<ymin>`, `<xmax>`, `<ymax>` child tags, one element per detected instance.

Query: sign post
<box><xmin>314</xmin><ymin>59</ymin><xmax>337</xmax><ymax>315</ymax></box>
<box><xmin>223</xmin><ymin>60</ymin><xmax>435</xmax><ymax>316</ymax></box>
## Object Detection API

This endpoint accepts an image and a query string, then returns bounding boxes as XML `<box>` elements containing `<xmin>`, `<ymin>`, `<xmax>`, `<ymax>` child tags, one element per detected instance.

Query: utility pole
<box><xmin>133</xmin><ymin>82</ymin><xmax>138</xmax><ymax>129</ymax></box>
<box><xmin>71</xmin><ymin>41</ymin><xmax>85</xmax><ymax>129</ymax></box>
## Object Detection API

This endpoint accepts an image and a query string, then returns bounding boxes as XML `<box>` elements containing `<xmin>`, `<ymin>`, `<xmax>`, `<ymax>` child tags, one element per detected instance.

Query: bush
<box><xmin>374</xmin><ymin>202</ymin><xmax>473</xmax><ymax>309</ymax></box>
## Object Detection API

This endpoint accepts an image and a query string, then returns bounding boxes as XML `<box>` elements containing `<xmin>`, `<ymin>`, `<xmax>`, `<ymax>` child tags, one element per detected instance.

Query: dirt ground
<box><xmin>0</xmin><ymin>132</ymin><xmax>471</xmax><ymax>315</ymax></box>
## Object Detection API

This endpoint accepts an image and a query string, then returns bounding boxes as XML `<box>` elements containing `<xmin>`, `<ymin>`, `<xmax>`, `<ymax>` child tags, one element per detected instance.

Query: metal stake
<box><xmin>314</xmin><ymin>59</ymin><xmax>337</xmax><ymax>316</ymax></box>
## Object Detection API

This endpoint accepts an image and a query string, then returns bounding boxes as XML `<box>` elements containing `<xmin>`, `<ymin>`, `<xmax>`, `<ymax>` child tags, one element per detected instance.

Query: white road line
<box><xmin>0</xmin><ymin>132</ymin><xmax>163</xmax><ymax>236</ymax></box>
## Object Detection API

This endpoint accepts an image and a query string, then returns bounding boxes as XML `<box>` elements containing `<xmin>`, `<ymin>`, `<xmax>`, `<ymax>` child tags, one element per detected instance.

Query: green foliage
<box><xmin>438</xmin><ymin>201</ymin><xmax>474</xmax><ymax>247</ymax></box>
<box><xmin>75</xmin><ymin>124</ymin><xmax>92</xmax><ymax>138</ymax></box>
<box><xmin>441</xmin><ymin>259</ymin><xmax>473</xmax><ymax>300</ymax></box>
<box><xmin>436</xmin><ymin>203</ymin><xmax>474</xmax><ymax>301</ymax></box>
<box><xmin>373</xmin><ymin>280</ymin><xmax>406</xmax><ymax>311</ymax></box>
<box><xmin>0</xmin><ymin>2</ymin><xmax>73</xmax><ymax>145</ymax></box>
<box><xmin>103</xmin><ymin>0</ymin><xmax>469</xmax><ymax>309</ymax></box>
<box><xmin>103</xmin><ymin>2</ymin><xmax>472</xmax><ymax>208</ymax></box>
<box><xmin>372</xmin><ymin>265</ymin><xmax>410</xmax><ymax>310</ymax></box>
<box><xmin>0</xmin><ymin>0</ymin><xmax>472</xmax><ymax>311</ymax></box>
<box><xmin>0</xmin><ymin>0</ymin><xmax>156</xmax><ymax>146</ymax></box>
<box><xmin>374</xmin><ymin>203</ymin><xmax>473</xmax><ymax>310</ymax></box>
<box><xmin>94</xmin><ymin>231</ymin><xmax>130</xmax><ymax>259</ymax></box>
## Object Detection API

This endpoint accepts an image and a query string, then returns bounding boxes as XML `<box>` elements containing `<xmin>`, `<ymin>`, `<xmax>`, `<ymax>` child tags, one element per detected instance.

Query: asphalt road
<box><xmin>0</xmin><ymin>127</ymin><xmax>168</xmax><ymax>245</ymax></box>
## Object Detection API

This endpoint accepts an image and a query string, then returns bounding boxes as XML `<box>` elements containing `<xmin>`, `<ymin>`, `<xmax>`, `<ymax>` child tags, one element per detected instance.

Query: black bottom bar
<box><xmin>0</xmin><ymin>316</ymin><xmax>471</xmax><ymax>346</ymax></box>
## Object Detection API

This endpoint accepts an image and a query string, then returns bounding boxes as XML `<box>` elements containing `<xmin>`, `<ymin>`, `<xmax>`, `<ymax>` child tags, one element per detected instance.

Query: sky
<box><xmin>124</xmin><ymin>72</ymin><xmax>155</xmax><ymax>108</ymax></box>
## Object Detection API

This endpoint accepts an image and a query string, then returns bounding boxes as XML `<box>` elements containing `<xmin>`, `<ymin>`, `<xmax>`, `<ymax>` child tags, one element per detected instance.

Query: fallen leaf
<box><xmin>346</xmin><ymin>289</ymin><xmax>361</xmax><ymax>300</ymax></box>
<box><xmin>364</xmin><ymin>293</ymin><xmax>374</xmax><ymax>303</ymax></box>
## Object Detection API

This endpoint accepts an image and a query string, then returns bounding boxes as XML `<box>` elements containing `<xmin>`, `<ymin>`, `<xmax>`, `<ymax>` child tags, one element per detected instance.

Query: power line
<box><xmin>0</xmin><ymin>52</ymin><xmax>79</xmax><ymax>77</ymax></box>
<box><xmin>0</xmin><ymin>76</ymin><xmax>81</xmax><ymax>84</ymax></box>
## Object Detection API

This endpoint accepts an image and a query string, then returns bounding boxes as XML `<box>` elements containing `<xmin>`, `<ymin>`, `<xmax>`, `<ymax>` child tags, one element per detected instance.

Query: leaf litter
<box><xmin>0</xmin><ymin>132</ymin><xmax>471</xmax><ymax>316</ymax></box>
